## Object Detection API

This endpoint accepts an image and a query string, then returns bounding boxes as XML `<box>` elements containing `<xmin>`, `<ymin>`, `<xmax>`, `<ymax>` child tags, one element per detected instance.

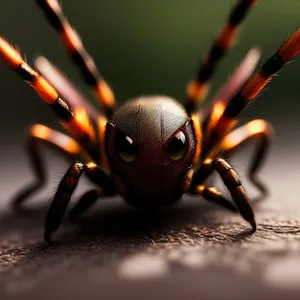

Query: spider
<box><xmin>0</xmin><ymin>0</ymin><xmax>299</xmax><ymax>243</ymax></box>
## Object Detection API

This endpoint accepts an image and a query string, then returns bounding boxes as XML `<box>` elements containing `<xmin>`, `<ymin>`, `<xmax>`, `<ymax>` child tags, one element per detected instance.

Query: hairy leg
<box><xmin>203</xmin><ymin>29</ymin><xmax>300</xmax><ymax>151</ymax></box>
<box><xmin>35</xmin><ymin>56</ymin><xmax>100</xmax><ymax>121</ymax></box>
<box><xmin>185</xmin><ymin>0</ymin><xmax>257</xmax><ymax>113</ymax></box>
<box><xmin>12</xmin><ymin>124</ymin><xmax>86</xmax><ymax>207</ymax></box>
<box><xmin>35</xmin><ymin>0</ymin><xmax>116</xmax><ymax>116</ymax></box>
<box><xmin>0</xmin><ymin>38</ymin><xmax>100</xmax><ymax>152</ymax></box>
<box><xmin>190</xmin><ymin>157</ymin><xmax>256</xmax><ymax>231</ymax></box>
<box><xmin>44</xmin><ymin>162</ymin><xmax>115</xmax><ymax>243</ymax></box>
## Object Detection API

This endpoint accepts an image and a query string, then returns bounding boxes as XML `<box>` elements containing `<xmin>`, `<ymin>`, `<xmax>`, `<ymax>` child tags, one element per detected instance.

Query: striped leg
<box><xmin>186</xmin><ymin>0</ymin><xmax>257</xmax><ymax>113</ymax></box>
<box><xmin>0</xmin><ymin>38</ymin><xmax>98</xmax><ymax>152</ymax></box>
<box><xmin>44</xmin><ymin>162</ymin><xmax>84</xmax><ymax>243</ymax></box>
<box><xmin>35</xmin><ymin>56</ymin><xmax>101</xmax><ymax>121</ymax></box>
<box><xmin>201</xmin><ymin>48</ymin><xmax>260</xmax><ymax>142</ymax></box>
<box><xmin>190</xmin><ymin>114</ymin><xmax>203</xmax><ymax>166</ymax></box>
<box><xmin>192</xmin><ymin>120</ymin><xmax>273</xmax><ymax>198</ymax></box>
<box><xmin>221</xmin><ymin>119</ymin><xmax>274</xmax><ymax>199</ymax></box>
<box><xmin>12</xmin><ymin>124</ymin><xmax>86</xmax><ymax>207</ymax></box>
<box><xmin>44</xmin><ymin>162</ymin><xmax>115</xmax><ymax>243</ymax></box>
<box><xmin>204</xmin><ymin>29</ymin><xmax>300</xmax><ymax>150</ymax></box>
<box><xmin>35</xmin><ymin>0</ymin><xmax>116</xmax><ymax>116</ymax></box>
<box><xmin>190</xmin><ymin>158</ymin><xmax>256</xmax><ymax>231</ymax></box>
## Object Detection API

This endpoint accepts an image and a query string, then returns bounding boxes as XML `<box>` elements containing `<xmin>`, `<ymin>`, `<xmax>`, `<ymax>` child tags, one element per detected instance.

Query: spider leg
<box><xmin>34</xmin><ymin>56</ymin><xmax>100</xmax><ymax>121</ymax></box>
<box><xmin>190</xmin><ymin>114</ymin><xmax>203</xmax><ymax>166</ymax></box>
<box><xmin>201</xmin><ymin>48</ymin><xmax>260</xmax><ymax>140</ymax></box>
<box><xmin>0</xmin><ymin>38</ymin><xmax>100</xmax><ymax>152</ymax></box>
<box><xmin>190</xmin><ymin>158</ymin><xmax>256</xmax><ymax>231</ymax></box>
<box><xmin>12</xmin><ymin>124</ymin><xmax>86</xmax><ymax>207</ymax></box>
<box><xmin>185</xmin><ymin>0</ymin><xmax>257</xmax><ymax>113</ymax></box>
<box><xmin>192</xmin><ymin>48</ymin><xmax>260</xmax><ymax>163</ymax></box>
<box><xmin>44</xmin><ymin>162</ymin><xmax>84</xmax><ymax>243</ymax></box>
<box><xmin>44</xmin><ymin>161</ymin><xmax>115</xmax><ymax>243</ymax></box>
<box><xmin>203</xmin><ymin>29</ymin><xmax>300</xmax><ymax>151</ymax></box>
<box><xmin>192</xmin><ymin>120</ymin><xmax>273</xmax><ymax>200</ymax></box>
<box><xmin>35</xmin><ymin>0</ymin><xmax>116</xmax><ymax>116</ymax></box>
<box><xmin>221</xmin><ymin>119</ymin><xmax>274</xmax><ymax>199</ymax></box>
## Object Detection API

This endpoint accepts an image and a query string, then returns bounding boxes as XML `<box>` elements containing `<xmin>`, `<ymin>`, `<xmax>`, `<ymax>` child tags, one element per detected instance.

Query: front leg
<box><xmin>44</xmin><ymin>161</ymin><xmax>115</xmax><ymax>243</ymax></box>
<box><xmin>190</xmin><ymin>157</ymin><xmax>256</xmax><ymax>231</ymax></box>
<box><xmin>44</xmin><ymin>162</ymin><xmax>84</xmax><ymax>243</ymax></box>
<box><xmin>213</xmin><ymin>158</ymin><xmax>256</xmax><ymax>231</ymax></box>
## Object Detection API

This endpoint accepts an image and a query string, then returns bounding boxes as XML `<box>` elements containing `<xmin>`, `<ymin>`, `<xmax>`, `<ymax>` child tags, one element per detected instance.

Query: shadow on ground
<box><xmin>0</xmin><ymin>195</ymin><xmax>246</xmax><ymax>245</ymax></box>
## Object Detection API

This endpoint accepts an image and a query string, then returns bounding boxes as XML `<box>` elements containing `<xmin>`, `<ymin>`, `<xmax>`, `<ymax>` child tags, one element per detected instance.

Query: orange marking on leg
<box><xmin>241</xmin><ymin>73</ymin><xmax>271</xmax><ymax>100</ymax></box>
<box><xmin>32</xmin><ymin>76</ymin><xmax>58</xmax><ymax>104</ymax></box>
<box><xmin>191</xmin><ymin>115</ymin><xmax>202</xmax><ymax>165</ymax></box>
<box><xmin>217</xmin><ymin>24</ymin><xmax>238</xmax><ymax>50</ymax></box>
<box><xmin>0</xmin><ymin>37</ymin><xmax>22</xmax><ymax>69</ymax></box>
<box><xmin>247</xmin><ymin>119</ymin><xmax>268</xmax><ymax>135</ymax></box>
<box><xmin>207</xmin><ymin>101</ymin><xmax>226</xmax><ymax>133</ymax></box>
<box><xmin>278</xmin><ymin>29</ymin><xmax>300</xmax><ymax>61</ymax></box>
<box><xmin>74</xmin><ymin>108</ymin><xmax>96</xmax><ymax>141</ymax></box>
<box><xmin>45</xmin><ymin>0</ymin><xmax>62</xmax><ymax>15</ymax></box>
<box><xmin>94</xmin><ymin>80</ymin><xmax>116</xmax><ymax>108</ymax></box>
<box><xmin>221</xmin><ymin>119</ymin><xmax>272</xmax><ymax>151</ymax></box>
<box><xmin>60</xmin><ymin>24</ymin><xmax>83</xmax><ymax>53</ymax></box>
<box><xmin>195</xmin><ymin>185</ymin><xmax>205</xmax><ymax>194</ymax></box>
<box><xmin>52</xmin><ymin>132</ymin><xmax>81</xmax><ymax>155</ymax></box>
<box><xmin>97</xmin><ymin>116</ymin><xmax>110</xmax><ymax>170</ymax></box>
<box><xmin>31</xmin><ymin>124</ymin><xmax>82</xmax><ymax>156</ymax></box>
<box><xmin>216</xmin><ymin>116</ymin><xmax>237</xmax><ymax>139</ymax></box>
<box><xmin>63</xmin><ymin>108</ymin><xmax>96</xmax><ymax>144</ymax></box>
<box><xmin>63</xmin><ymin>139</ymin><xmax>81</xmax><ymax>155</ymax></box>
<box><xmin>30</xmin><ymin>124</ymin><xmax>51</xmax><ymax>140</ymax></box>
<box><xmin>222</xmin><ymin>127</ymin><xmax>247</xmax><ymax>150</ymax></box>
<box><xmin>187</xmin><ymin>81</ymin><xmax>209</xmax><ymax>104</ymax></box>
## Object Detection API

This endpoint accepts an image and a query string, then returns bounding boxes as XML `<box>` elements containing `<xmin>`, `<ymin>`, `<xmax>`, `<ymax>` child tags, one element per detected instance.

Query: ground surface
<box><xmin>0</xmin><ymin>145</ymin><xmax>300</xmax><ymax>300</ymax></box>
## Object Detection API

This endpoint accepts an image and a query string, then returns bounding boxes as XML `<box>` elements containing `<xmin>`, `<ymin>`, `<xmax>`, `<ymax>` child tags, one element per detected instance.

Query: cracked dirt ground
<box><xmin>0</xmin><ymin>144</ymin><xmax>300</xmax><ymax>300</ymax></box>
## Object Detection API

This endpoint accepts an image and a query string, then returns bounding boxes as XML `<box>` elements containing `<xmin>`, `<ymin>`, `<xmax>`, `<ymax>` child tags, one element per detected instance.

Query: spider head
<box><xmin>105</xmin><ymin>96</ymin><xmax>198</xmax><ymax>207</ymax></box>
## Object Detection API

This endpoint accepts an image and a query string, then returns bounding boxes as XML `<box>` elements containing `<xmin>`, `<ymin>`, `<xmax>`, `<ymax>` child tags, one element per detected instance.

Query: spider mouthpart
<box><xmin>115</xmin><ymin>131</ymin><xmax>138</xmax><ymax>162</ymax></box>
<box><xmin>166</xmin><ymin>130</ymin><xmax>187</xmax><ymax>161</ymax></box>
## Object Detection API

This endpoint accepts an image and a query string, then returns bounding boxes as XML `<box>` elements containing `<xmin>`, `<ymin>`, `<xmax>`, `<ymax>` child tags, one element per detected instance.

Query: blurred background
<box><xmin>0</xmin><ymin>0</ymin><xmax>299</xmax><ymax>145</ymax></box>
<box><xmin>0</xmin><ymin>1</ymin><xmax>299</xmax><ymax>299</ymax></box>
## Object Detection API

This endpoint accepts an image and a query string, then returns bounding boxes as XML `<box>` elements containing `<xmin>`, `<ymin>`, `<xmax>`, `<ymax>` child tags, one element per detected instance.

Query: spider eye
<box><xmin>115</xmin><ymin>132</ymin><xmax>137</xmax><ymax>162</ymax></box>
<box><xmin>167</xmin><ymin>131</ymin><xmax>187</xmax><ymax>161</ymax></box>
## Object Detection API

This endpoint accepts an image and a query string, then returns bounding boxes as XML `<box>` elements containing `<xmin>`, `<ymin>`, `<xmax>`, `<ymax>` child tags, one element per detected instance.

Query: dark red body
<box><xmin>106</xmin><ymin>95</ymin><xmax>197</xmax><ymax>207</ymax></box>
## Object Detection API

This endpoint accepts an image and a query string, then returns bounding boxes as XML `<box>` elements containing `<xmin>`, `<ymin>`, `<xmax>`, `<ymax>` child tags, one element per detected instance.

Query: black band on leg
<box><xmin>212</xmin><ymin>158</ymin><xmax>256</xmax><ymax>231</ymax></box>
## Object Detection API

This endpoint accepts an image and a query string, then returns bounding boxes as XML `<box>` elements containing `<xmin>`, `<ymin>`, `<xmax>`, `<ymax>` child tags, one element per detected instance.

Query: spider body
<box><xmin>0</xmin><ymin>0</ymin><xmax>299</xmax><ymax>243</ymax></box>
<box><xmin>106</xmin><ymin>96</ymin><xmax>196</xmax><ymax>207</ymax></box>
